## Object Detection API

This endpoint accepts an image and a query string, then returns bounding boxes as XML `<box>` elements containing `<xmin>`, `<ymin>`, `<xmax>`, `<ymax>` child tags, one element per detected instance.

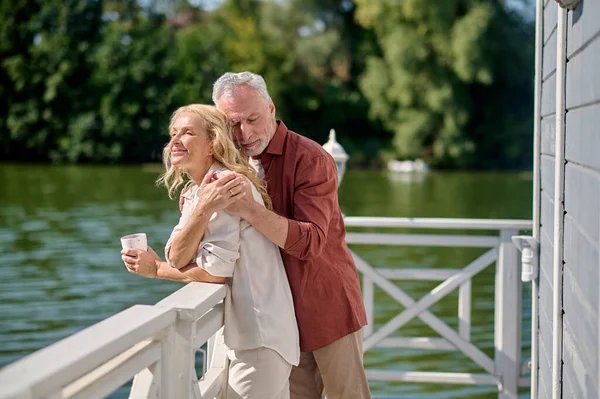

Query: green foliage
<box><xmin>172</xmin><ymin>20</ymin><xmax>230</xmax><ymax>105</ymax></box>
<box><xmin>0</xmin><ymin>0</ymin><xmax>534</xmax><ymax>169</ymax></box>
<box><xmin>0</xmin><ymin>0</ymin><xmax>103</xmax><ymax>161</ymax></box>
<box><xmin>355</xmin><ymin>0</ymin><xmax>534</xmax><ymax>168</ymax></box>
<box><xmin>78</xmin><ymin>17</ymin><xmax>179</xmax><ymax>163</ymax></box>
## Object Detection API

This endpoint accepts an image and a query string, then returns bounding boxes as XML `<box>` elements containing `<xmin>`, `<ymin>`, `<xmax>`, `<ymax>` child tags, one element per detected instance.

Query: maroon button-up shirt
<box><xmin>255</xmin><ymin>121</ymin><xmax>367</xmax><ymax>352</ymax></box>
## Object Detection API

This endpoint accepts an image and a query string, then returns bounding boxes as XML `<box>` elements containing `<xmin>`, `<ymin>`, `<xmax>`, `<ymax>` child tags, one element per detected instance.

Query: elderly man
<box><xmin>211</xmin><ymin>71</ymin><xmax>370</xmax><ymax>399</ymax></box>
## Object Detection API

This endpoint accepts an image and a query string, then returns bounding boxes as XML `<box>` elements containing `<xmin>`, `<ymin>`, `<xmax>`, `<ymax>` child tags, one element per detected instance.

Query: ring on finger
<box><xmin>229</xmin><ymin>188</ymin><xmax>234</xmax><ymax>196</ymax></box>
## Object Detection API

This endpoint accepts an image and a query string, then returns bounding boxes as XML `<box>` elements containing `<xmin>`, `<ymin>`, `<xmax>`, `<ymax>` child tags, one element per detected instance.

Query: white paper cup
<box><xmin>120</xmin><ymin>233</ymin><xmax>148</xmax><ymax>251</ymax></box>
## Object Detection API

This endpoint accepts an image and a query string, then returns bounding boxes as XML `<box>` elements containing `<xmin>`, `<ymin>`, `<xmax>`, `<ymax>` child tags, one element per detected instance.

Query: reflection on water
<box><xmin>0</xmin><ymin>165</ymin><xmax>533</xmax><ymax>398</ymax></box>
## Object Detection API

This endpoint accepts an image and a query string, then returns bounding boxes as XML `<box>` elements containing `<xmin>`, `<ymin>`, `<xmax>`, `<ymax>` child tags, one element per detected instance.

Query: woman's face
<box><xmin>169</xmin><ymin>112</ymin><xmax>214</xmax><ymax>172</ymax></box>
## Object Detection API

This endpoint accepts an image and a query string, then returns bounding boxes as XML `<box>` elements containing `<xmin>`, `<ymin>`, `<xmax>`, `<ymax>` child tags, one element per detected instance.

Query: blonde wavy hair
<box><xmin>157</xmin><ymin>104</ymin><xmax>272</xmax><ymax>210</ymax></box>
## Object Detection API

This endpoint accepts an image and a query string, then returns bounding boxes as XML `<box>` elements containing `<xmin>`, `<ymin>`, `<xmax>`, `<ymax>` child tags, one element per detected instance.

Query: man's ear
<box><xmin>269</xmin><ymin>100</ymin><xmax>276</xmax><ymax>117</ymax></box>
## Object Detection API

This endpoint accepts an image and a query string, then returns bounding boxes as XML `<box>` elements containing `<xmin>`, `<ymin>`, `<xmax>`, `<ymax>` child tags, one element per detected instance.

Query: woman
<box><xmin>121</xmin><ymin>104</ymin><xmax>299</xmax><ymax>399</ymax></box>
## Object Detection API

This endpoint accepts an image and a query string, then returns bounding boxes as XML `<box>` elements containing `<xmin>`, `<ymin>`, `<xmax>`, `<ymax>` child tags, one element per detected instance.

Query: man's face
<box><xmin>216</xmin><ymin>85</ymin><xmax>276</xmax><ymax>157</ymax></box>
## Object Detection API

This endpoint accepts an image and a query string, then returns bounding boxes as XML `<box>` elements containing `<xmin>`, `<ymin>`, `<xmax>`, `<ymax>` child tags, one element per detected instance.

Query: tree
<box><xmin>246</xmin><ymin>0</ymin><xmax>390</xmax><ymax>164</ymax></box>
<box><xmin>81</xmin><ymin>10</ymin><xmax>179</xmax><ymax>163</ymax></box>
<box><xmin>0</xmin><ymin>0</ymin><xmax>103</xmax><ymax>162</ymax></box>
<box><xmin>354</xmin><ymin>0</ymin><xmax>534</xmax><ymax>168</ymax></box>
<box><xmin>170</xmin><ymin>3</ymin><xmax>232</xmax><ymax>106</ymax></box>
<box><xmin>0</xmin><ymin>0</ymin><xmax>534</xmax><ymax>168</ymax></box>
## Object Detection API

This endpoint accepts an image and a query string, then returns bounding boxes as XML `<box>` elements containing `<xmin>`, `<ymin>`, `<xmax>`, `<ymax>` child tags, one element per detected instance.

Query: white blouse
<box><xmin>165</xmin><ymin>164</ymin><xmax>299</xmax><ymax>366</ymax></box>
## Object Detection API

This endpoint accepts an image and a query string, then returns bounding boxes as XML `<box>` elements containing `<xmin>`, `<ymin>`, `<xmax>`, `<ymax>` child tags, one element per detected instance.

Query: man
<box><xmin>211</xmin><ymin>71</ymin><xmax>371</xmax><ymax>399</ymax></box>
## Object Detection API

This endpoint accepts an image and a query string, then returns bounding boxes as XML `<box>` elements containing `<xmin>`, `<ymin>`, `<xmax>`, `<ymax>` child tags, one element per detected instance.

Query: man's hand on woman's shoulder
<box><xmin>223</xmin><ymin>175</ymin><xmax>254</xmax><ymax>217</ymax></box>
<box><xmin>195</xmin><ymin>171</ymin><xmax>246</xmax><ymax>216</ymax></box>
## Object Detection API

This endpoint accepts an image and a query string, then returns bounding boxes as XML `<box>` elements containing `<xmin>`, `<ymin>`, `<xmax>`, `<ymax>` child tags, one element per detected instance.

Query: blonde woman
<box><xmin>121</xmin><ymin>104</ymin><xmax>299</xmax><ymax>399</ymax></box>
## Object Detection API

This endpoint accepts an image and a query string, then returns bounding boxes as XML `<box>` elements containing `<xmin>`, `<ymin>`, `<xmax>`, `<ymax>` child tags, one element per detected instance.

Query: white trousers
<box><xmin>225</xmin><ymin>347</ymin><xmax>292</xmax><ymax>399</ymax></box>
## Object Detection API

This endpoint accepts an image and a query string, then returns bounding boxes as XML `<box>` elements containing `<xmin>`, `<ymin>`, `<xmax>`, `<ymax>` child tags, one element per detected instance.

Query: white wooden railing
<box><xmin>345</xmin><ymin>217</ymin><xmax>532</xmax><ymax>399</ymax></box>
<box><xmin>0</xmin><ymin>283</ymin><xmax>229</xmax><ymax>399</ymax></box>
<box><xmin>0</xmin><ymin>217</ymin><xmax>533</xmax><ymax>399</ymax></box>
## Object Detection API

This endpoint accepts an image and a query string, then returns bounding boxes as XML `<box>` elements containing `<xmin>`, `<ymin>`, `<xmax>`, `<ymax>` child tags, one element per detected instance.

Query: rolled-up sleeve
<box><xmin>283</xmin><ymin>154</ymin><xmax>338</xmax><ymax>260</ymax></box>
<box><xmin>195</xmin><ymin>212</ymin><xmax>240</xmax><ymax>277</ymax></box>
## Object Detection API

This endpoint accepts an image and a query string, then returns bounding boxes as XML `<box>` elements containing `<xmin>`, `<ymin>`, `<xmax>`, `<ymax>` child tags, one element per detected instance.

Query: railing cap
<box><xmin>156</xmin><ymin>282</ymin><xmax>227</xmax><ymax>321</ymax></box>
<box><xmin>343</xmin><ymin>217</ymin><xmax>532</xmax><ymax>231</ymax></box>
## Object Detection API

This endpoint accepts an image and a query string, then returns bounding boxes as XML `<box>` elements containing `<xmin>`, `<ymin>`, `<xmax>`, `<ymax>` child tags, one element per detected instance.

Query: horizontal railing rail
<box><xmin>344</xmin><ymin>217</ymin><xmax>532</xmax><ymax>230</ymax></box>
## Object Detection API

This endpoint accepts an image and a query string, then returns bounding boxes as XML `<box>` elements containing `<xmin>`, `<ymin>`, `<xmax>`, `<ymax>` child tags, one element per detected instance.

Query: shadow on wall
<box><xmin>572</xmin><ymin>0</ymin><xmax>583</xmax><ymax>24</ymax></box>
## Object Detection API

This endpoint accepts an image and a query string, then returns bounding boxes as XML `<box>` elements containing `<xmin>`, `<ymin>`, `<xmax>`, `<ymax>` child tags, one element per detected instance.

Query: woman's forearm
<box><xmin>156</xmin><ymin>261</ymin><xmax>227</xmax><ymax>284</ymax></box>
<box><xmin>168</xmin><ymin>209</ymin><xmax>212</xmax><ymax>268</ymax></box>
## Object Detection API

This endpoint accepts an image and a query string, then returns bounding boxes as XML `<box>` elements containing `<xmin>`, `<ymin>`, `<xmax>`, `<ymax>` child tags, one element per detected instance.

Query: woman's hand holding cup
<box><xmin>121</xmin><ymin>245</ymin><xmax>162</xmax><ymax>278</ymax></box>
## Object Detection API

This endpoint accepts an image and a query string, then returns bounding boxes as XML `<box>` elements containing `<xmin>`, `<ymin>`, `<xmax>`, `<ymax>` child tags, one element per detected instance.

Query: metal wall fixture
<box><xmin>512</xmin><ymin>236</ymin><xmax>539</xmax><ymax>282</ymax></box>
<box><xmin>554</xmin><ymin>0</ymin><xmax>581</xmax><ymax>10</ymax></box>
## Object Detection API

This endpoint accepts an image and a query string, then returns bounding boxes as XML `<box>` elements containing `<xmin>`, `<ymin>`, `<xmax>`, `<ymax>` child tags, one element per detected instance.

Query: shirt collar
<box><xmin>180</xmin><ymin>182</ymin><xmax>196</xmax><ymax>200</ymax></box>
<box><xmin>181</xmin><ymin>162</ymin><xmax>223</xmax><ymax>200</ymax></box>
<box><xmin>260</xmin><ymin>120</ymin><xmax>287</xmax><ymax>157</ymax></box>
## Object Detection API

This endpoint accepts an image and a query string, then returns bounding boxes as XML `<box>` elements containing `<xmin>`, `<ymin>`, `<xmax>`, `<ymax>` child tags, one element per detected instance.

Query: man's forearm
<box><xmin>168</xmin><ymin>210</ymin><xmax>211</xmax><ymax>268</ymax></box>
<box><xmin>156</xmin><ymin>261</ymin><xmax>227</xmax><ymax>284</ymax></box>
<box><xmin>243</xmin><ymin>202</ymin><xmax>289</xmax><ymax>248</ymax></box>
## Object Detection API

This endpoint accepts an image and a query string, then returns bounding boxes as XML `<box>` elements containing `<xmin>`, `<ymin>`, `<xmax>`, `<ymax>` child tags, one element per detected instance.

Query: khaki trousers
<box><xmin>226</xmin><ymin>347</ymin><xmax>292</xmax><ymax>399</ymax></box>
<box><xmin>289</xmin><ymin>330</ymin><xmax>371</xmax><ymax>399</ymax></box>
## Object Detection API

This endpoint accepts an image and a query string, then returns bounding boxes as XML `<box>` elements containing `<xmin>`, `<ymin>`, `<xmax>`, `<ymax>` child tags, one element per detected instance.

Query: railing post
<box><xmin>363</xmin><ymin>275</ymin><xmax>374</xmax><ymax>337</ymax></box>
<box><xmin>206</xmin><ymin>326</ymin><xmax>229</xmax><ymax>398</ymax></box>
<box><xmin>173</xmin><ymin>318</ymin><xmax>198</xmax><ymax>399</ymax></box>
<box><xmin>130</xmin><ymin>317</ymin><xmax>195</xmax><ymax>399</ymax></box>
<box><xmin>129</xmin><ymin>350</ymin><xmax>161</xmax><ymax>399</ymax></box>
<box><xmin>458</xmin><ymin>281</ymin><xmax>472</xmax><ymax>342</ymax></box>
<box><xmin>495</xmin><ymin>229</ymin><xmax>522</xmax><ymax>398</ymax></box>
<box><xmin>160</xmin><ymin>325</ymin><xmax>176</xmax><ymax>398</ymax></box>
<box><xmin>129</xmin><ymin>327</ymin><xmax>175</xmax><ymax>399</ymax></box>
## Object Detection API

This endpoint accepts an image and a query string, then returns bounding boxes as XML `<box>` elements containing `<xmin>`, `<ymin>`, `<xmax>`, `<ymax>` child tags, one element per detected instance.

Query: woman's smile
<box><xmin>171</xmin><ymin>148</ymin><xmax>188</xmax><ymax>155</ymax></box>
<box><xmin>170</xmin><ymin>148</ymin><xmax>188</xmax><ymax>164</ymax></box>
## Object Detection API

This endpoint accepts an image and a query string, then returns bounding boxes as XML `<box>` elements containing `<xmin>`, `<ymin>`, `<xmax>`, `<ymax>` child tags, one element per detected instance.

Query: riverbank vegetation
<box><xmin>0</xmin><ymin>0</ymin><xmax>534</xmax><ymax>169</ymax></box>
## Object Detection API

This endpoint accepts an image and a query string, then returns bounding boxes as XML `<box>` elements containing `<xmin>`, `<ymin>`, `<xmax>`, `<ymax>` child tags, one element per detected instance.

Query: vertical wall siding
<box><xmin>561</xmin><ymin>1</ymin><xmax>600</xmax><ymax>395</ymax></box>
<box><xmin>538</xmin><ymin>0</ymin><xmax>600</xmax><ymax>397</ymax></box>
<box><xmin>538</xmin><ymin>0</ymin><xmax>558</xmax><ymax>395</ymax></box>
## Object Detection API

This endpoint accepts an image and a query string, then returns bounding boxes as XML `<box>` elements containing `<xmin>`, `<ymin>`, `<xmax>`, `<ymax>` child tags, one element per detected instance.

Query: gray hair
<box><xmin>212</xmin><ymin>72</ymin><xmax>272</xmax><ymax>105</ymax></box>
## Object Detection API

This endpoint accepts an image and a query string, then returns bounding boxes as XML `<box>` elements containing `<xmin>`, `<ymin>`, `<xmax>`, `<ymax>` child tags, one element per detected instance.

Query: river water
<box><xmin>0</xmin><ymin>164</ymin><xmax>533</xmax><ymax>398</ymax></box>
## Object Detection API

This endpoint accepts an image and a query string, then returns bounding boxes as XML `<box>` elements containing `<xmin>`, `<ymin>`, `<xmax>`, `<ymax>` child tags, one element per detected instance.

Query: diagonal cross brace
<box><xmin>363</xmin><ymin>248</ymin><xmax>498</xmax><ymax>350</ymax></box>
<box><xmin>352</xmin><ymin>248</ymin><xmax>498</xmax><ymax>375</ymax></box>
